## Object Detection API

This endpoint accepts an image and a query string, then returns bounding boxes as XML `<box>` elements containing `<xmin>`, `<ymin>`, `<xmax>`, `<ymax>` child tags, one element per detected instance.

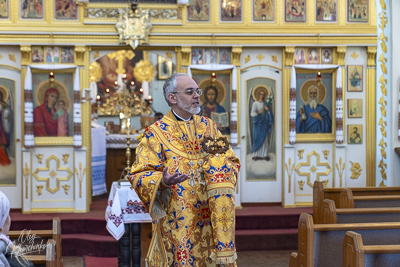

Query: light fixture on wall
<box><xmin>317</xmin><ymin>71</ymin><xmax>321</xmax><ymax>86</ymax></box>
<box><xmin>211</xmin><ymin>72</ymin><xmax>217</xmax><ymax>84</ymax></box>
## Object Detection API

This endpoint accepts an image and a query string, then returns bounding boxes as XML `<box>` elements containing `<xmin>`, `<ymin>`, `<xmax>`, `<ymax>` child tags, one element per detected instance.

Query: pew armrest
<box><xmin>289</xmin><ymin>252</ymin><xmax>298</xmax><ymax>267</ymax></box>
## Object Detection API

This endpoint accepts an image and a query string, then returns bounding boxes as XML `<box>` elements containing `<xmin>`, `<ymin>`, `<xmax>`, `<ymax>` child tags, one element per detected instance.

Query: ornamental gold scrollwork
<box><xmin>23</xmin><ymin>163</ymin><xmax>30</xmax><ymax>199</ymax></box>
<box><xmin>272</xmin><ymin>56</ymin><xmax>278</xmax><ymax>63</ymax></box>
<box><xmin>133</xmin><ymin>60</ymin><xmax>156</xmax><ymax>83</ymax></box>
<box><xmin>285</xmin><ymin>158</ymin><xmax>295</xmax><ymax>193</ymax></box>
<box><xmin>8</xmin><ymin>54</ymin><xmax>16</xmax><ymax>62</ymax></box>
<box><xmin>297</xmin><ymin>149</ymin><xmax>304</xmax><ymax>159</ymax></box>
<box><xmin>245</xmin><ymin>55</ymin><xmax>250</xmax><ymax>64</ymax></box>
<box><xmin>62</xmin><ymin>154</ymin><xmax>69</xmax><ymax>164</ymax></box>
<box><xmin>75</xmin><ymin>163</ymin><xmax>86</xmax><ymax>198</ymax></box>
<box><xmin>148</xmin><ymin>9</ymin><xmax>178</xmax><ymax>19</ymax></box>
<box><xmin>86</xmin><ymin>8</ymin><xmax>120</xmax><ymax>18</ymax></box>
<box><xmin>62</xmin><ymin>184</ymin><xmax>70</xmax><ymax>195</ymax></box>
<box><xmin>256</xmin><ymin>54</ymin><xmax>264</xmax><ymax>62</ymax></box>
<box><xmin>322</xmin><ymin>150</ymin><xmax>329</xmax><ymax>159</ymax></box>
<box><xmin>93</xmin><ymin>51</ymin><xmax>100</xmax><ymax>60</ymax></box>
<box><xmin>36</xmin><ymin>185</ymin><xmax>44</xmax><ymax>196</ymax></box>
<box><xmin>378</xmin><ymin>4</ymin><xmax>388</xmax><ymax>186</ymax></box>
<box><xmin>298</xmin><ymin>180</ymin><xmax>305</xmax><ymax>190</ymax></box>
<box><xmin>336</xmin><ymin>157</ymin><xmax>345</xmax><ymax>187</ymax></box>
<box><xmin>350</xmin><ymin>161</ymin><xmax>362</xmax><ymax>179</ymax></box>
<box><xmin>350</xmin><ymin>52</ymin><xmax>359</xmax><ymax>60</ymax></box>
<box><xmin>295</xmin><ymin>150</ymin><xmax>331</xmax><ymax>188</ymax></box>
<box><xmin>165</xmin><ymin>52</ymin><xmax>173</xmax><ymax>59</ymax></box>
<box><xmin>33</xmin><ymin>155</ymin><xmax>73</xmax><ymax>194</ymax></box>
<box><xmin>36</xmin><ymin>154</ymin><xmax>43</xmax><ymax>164</ymax></box>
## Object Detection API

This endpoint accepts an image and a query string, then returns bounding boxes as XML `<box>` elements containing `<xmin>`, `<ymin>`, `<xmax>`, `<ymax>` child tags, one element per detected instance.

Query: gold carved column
<box><xmin>231</xmin><ymin>47</ymin><xmax>241</xmax><ymax>146</ymax></box>
<box><xmin>284</xmin><ymin>46</ymin><xmax>295</xmax><ymax>145</ymax></box>
<box><xmin>366</xmin><ymin>46</ymin><xmax>377</xmax><ymax>186</ymax></box>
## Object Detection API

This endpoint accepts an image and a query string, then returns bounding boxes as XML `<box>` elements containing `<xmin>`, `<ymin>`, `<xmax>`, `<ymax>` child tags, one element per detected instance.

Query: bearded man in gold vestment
<box><xmin>129</xmin><ymin>74</ymin><xmax>240</xmax><ymax>267</ymax></box>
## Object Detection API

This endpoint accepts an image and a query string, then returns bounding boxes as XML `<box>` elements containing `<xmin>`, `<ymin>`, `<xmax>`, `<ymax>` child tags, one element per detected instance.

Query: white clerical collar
<box><xmin>172</xmin><ymin>109</ymin><xmax>192</xmax><ymax>122</ymax></box>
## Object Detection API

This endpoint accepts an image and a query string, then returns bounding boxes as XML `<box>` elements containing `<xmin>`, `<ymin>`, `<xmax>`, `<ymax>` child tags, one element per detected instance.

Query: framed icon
<box><xmin>158</xmin><ymin>55</ymin><xmax>172</xmax><ymax>80</ymax></box>
<box><xmin>348</xmin><ymin>124</ymin><xmax>362</xmax><ymax>144</ymax></box>
<box><xmin>348</xmin><ymin>99</ymin><xmax>362</xmax><ymax>118</ymax></box>
<box><xmin>347</xmin><ymin>65</ymin><xmax>363</xmax><ymax>92</ymax></box>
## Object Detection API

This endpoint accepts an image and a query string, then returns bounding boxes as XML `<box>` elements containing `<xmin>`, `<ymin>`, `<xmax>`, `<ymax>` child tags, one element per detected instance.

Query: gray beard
<box><xmin>177</xmin><ymin>97</ymin><xmax>201</xmax><ymax>115</ymax></box>
<box><xmin>307</xmin><ymin>98</ymin><xmax>318</xmax><ymax>109</ymax></box>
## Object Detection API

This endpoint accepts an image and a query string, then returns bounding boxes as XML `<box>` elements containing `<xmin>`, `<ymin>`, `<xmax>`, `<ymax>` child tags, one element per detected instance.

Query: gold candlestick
<box><xmin>119</xmin><ymin>137</ymin><xmax>132</xmax><ymax>184</ymax></box>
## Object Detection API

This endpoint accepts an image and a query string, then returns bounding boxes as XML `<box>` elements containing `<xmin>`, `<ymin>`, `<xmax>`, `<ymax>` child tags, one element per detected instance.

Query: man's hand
<box><xmin>310</xmin><ymin>111</ymin><xmax>322</xmax><ymax>121</ymax></box>
<box><xmin>162</xmin><ymin>167</ymin><xmax>189</xmax><ymax>186</ymax></box>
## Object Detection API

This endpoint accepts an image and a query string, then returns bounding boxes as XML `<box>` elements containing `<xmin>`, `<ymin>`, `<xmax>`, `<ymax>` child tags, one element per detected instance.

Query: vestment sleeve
<box><xmin>128</xmin><ymin>128</ymin><xmax>170</xmax><ymax>220</ymax></box>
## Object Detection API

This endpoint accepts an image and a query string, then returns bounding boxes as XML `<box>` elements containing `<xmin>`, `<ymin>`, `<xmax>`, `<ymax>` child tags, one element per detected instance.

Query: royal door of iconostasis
<box><xmin>239</xmin><ymin>48</ymin><xmax>283</xmax><ymax>203</ymax></box>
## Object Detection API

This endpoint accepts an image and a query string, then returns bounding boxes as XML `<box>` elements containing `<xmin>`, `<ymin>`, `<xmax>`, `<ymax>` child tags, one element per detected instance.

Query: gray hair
<box><xmin>163</xmin><ymin>73</ymin><xmax>187</xmax><ymax>106</ymax></box>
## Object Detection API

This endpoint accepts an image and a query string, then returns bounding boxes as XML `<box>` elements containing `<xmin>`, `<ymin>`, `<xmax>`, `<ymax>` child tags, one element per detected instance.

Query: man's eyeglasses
<box><xmin>171</xmin><ymin>88</ymin><xmax>203</xmax><ymax>96</ymax></box>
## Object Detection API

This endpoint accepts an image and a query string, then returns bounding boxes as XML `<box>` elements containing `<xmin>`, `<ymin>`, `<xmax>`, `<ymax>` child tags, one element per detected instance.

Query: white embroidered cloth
<box><xmin>105</xmin><ymin>181</ymin><xmax>152</xmax><ymax>240</ymax></box>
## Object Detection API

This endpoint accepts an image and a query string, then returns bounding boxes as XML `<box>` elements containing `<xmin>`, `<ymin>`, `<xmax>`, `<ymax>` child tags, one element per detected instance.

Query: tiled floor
<box><xmin>63</xmin><ymin>250</ymin><xmax>291</xmax><ymax>266</ymax></box>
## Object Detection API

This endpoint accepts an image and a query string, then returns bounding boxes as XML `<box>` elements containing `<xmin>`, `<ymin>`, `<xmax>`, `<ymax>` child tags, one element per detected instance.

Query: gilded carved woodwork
<box><xmin>36</xmin><ymin>185</ymin><xmax>44</xmax><ymax>196</ymax></box>
<box><xmin>20</xmin><ymin>45</ymin><xmax>31</xmax><ymax>66</ymax></box>
<box><xmin>149</xmin><ymin>9</ymin><xmax>178</xmax><ymax>19</ymax></box>
<box><xmin>322</xmin><ymin>150</ymin><xmax>329</xmax><ymax>160</ymax></box>
<box><xmin>296</xmin><ymin>150</ymin><xmax>331</xmax><ymax>188</ymax></box>
<box><xmin>75</xmin><ymin>46</ymin><xmax>86</xmax><ymax>67</ymax></box>
<box><xmin>62</xmin><ymin>184</ymin><xmax>70</xmax><ymax>195</ymax></box>
<box><xmin>377</xmin><ymin>3</ymin><xmax>389</xmax><ymax>185</ymax></box>
<box><xmin>298</xmin><ymin>180</ymin><xmax>305</xmax><ymax>190</ymax></box>
<box><xmin>33</xmin><ymin>155</ymin><xmax>73</xmax><ymax>194</ymax></box>
<box><xmin>180</xmin><ymin>47</ymin><xmax>191</xmax><ymax>67</ymax></box>
<box><xmin>297</xmin><ymin>149</ymin><xmax>304</xmax><ymax>159</ymax></box>
<box><xmin>231</xmin><ymin>47</ymin><xmax>242</xmax><ymax>67</ymax></box>
<box><xmin>336</xmin><ymin>46</ymin><xmax>346</xmax><ymax>66</ymax></box>
<box><xmin>285</xmin><ymin>158</ymin><xmax>294</xmax><ymax>193</ymax></box>
<box><xmin>62</xmin><ymin>154</ymin><xmax>69</xmax><ymax>164</ymax></box>
<box><xmin>284</xmin><ymin>46</ymin><xmax>295</xmax><ymax>67</ymax></box>
<box><xmin>23</xmin><ymin>163</ymin><xmax>30</xmax><ymax>199</ymax></box>
<box><xmin>165</xmin><ymin>52</ymin><xmax>173</xmax><ymax>59</ymax></box>
<box><xmin>36</xmin><ymin>154</ymin><xmax>43</xmax><ymax>164</ymax></box>
<box><xmin>8</xmin><ymin>54</ymin><xmax>16</xmax><ymax>62</ymax></box>
<box><xmin>75</xmin><ymin>163</ymin><xmax>86</xmax><ymax>198</ymax></box>
<box><xmin>350</xmin><ymin>51</ymin><xmax>359</xmax><ymax>60</ymax></box>
<box><xmin>350</xmin><ymin>161</ymin><xmax>362</xmax><ymax>179</ymax></box>
<box><xmin>133</xmin><ymin>60</ymin><xmax>156</xmax><ymax>83</ymax></box>
<box><xmin>367</xmin><ymin>46</ymin><xmax>377</xmax><ymax>67</ymax></box>
<box><xmin>256</xmin><ymin>53</ymin><xmax>264</xmax><ymax>62</ymax></box>
<box><xmin>336</xmin><ymin>157</ymin><xmax>345</xmax><ymax>187</ymax></box>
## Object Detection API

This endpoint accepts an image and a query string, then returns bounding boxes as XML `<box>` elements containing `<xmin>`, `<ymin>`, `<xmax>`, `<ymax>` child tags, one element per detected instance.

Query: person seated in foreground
<box><xmin>0</xmin><ymin>191</ymin><xmax>34</xmax><ymax>267</ymax></box>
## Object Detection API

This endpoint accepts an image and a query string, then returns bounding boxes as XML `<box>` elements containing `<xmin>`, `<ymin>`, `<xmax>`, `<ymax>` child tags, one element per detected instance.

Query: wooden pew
<box><xmin>340</xmin><ymin>188</ymin><xmax>400</xmax><ymax>208</ymax></box>
<box><xmin>8</xmin><ymin>217</ymin><xmax>62</xmax><ymax>267</ymax></box>
<box><xmin>289</xmin><ymin>213</ymin><xmax>400</xmax><ymax>267</ymax></box>
<box><xmin>322</xmin><ymin>199</ymin><xmax>400</xmax><ymax>224</ymax></box>
<box><xmin>313</xmin><ymin>181</ymin><xmax>400</xmax><ymax>223</ymax></box>
<box><xmin>343</xmin><ymin>231</ymin><xmax>400</xmax><ymax>266</ymax></box>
